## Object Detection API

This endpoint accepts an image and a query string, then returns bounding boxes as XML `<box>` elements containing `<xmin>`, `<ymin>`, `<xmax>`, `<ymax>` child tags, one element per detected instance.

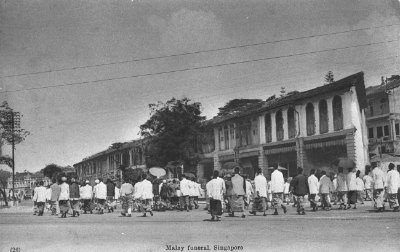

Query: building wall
<box><xmin>389</xmin><ymin>86</ymin><xmax>400</xmax><ymax>113</ymax></box>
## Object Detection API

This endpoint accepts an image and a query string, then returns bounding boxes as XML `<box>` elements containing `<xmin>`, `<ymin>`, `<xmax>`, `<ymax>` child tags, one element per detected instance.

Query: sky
<box><xmin>0</xmin><ymin>0</ymin><xmax>399</xmax><ymax>173</ymax></box>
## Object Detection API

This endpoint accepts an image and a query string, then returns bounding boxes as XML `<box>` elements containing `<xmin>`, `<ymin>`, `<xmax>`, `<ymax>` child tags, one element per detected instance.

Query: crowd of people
<box><xmin>30</xmin><ymin>161</ymin><xmax>400</xmax><ymax>221</ymax></box>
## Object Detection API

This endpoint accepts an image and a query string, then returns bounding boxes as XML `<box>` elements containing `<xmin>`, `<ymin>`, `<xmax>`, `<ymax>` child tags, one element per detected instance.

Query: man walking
<box><xmin>120</xmin><ymin>178</ymin><xmax>134</xmax><ymax>217</ymax></box>
<box><xmin>319</xmin><ymin>171</ymin><xmax>333</xmax><ymax>211</ymax></box>
<box><xmin>355</xmin><ymin>170</ymin><xmax>364</xmax><ymax>205</ymax></box>
<box><xmin>94</xmin><ymin>178</ymin><xmax>107</xmax><ymax>214</ymax></box>
<box><xmin>230</xmin><ymin>167</ymin><xmax>246</xmax><ymax>218</ymax></box>
<box><xmin>69</xmin><ymin>178</ymin><xmax>80</xmax><ymax>217</ymax></box>
<box><xmin>179</xmin><ymin>174</ymin><xmax>191</xmax><ymax>212</ymax></box>
<box><xmin>371</xmin><ymin>162</ymin><xmax>386</xmax><ymax>212</ymax></box>
<box><xmin>250</xmin><ymin>168</ymin><xmax>268</xmax><ymax>216</ymax></box>
<box><xmin>208</xmin><ymin>170</ymin><xmax>226</xmax><ymax>221</ymax></box>
<box><xmin>386</xmin><ymin>163</ymin><xmax>400</xmax><ymax>212</ymax></box>
<box><xmin>308</xmin><ymin>169</ymin><xmax>319</xmax><ymax>212</ymax></box>
<box><xmin>32</xmin><ymin>181</ymin><xmax>47</xmax><ymax>216</ymax></box>
<box><xmin>59</xmin><ymin>177</ymin><xmax>70</xmax><ymax>218</ymax></box>
<box><xmin>270</xmin><ymin>165</ymin><xmax>287</xmax><ymax>215</ymax></box>
<box><xmin>139</xmin><ymin>174</ymin><xmax>154</xmax><ymax>217</ymax></box>
<box><xmin>291</xmin><ymin>167</ymin><xmax>309</xmax><ymax>215</ymax></box>
<box><xmin>336</xmin><ymin>167</ymin><xmax>348</xmax><ymax>210</ymax></box>
<box><xmin>346</xmin><ymin>168</ymin><xmax>358</xmax><ymax>209</ymax></box>
<box><xmin>50</xmin><ymin>178</ymin><xmax>61</xmax><ymax>216</ymax></box>
<box><xmin>80</xmin><ymin>180</ymin><xmax>93</xmax><ymax>214</ymax></box>
<box><xmin>363</xmin><ymin>167</ymin><xmax>373</xmax><ymax>201</ymax></box>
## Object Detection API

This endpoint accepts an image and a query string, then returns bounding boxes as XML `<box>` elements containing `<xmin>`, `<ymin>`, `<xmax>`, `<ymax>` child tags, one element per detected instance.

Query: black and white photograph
<box><xmin>1</xmin><ymin>0</ymin><xmax>400</xmax><ymax>251</ymax></box>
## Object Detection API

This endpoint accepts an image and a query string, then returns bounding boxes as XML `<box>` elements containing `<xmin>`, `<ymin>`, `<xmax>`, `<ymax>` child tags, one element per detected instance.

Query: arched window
<box><xmin>306</xmin><ymin>103</ymin><xmax>315</xmax><ymax>136</ymax></box>
<box><xmin>333</xmin><ymin>96</ymin><xmax>343</xmax><ymax>131</ymax></box>
<box><xmin>319</xmin><ymin>100</ymin><xmax>328</xmax><ymax>134</ymax></box>
<box><xmin>224</xmin><ymin>125</ymin><xmax>229</xmax><ymax>150</ymax></box>
<box><xmin>265</xmin><ymin>113</ymin><xmax>272</xmax><ymax>142</ymax></box>
<box><xmin>276</xmin><ymin>110</ymin><xmax>284</xmax><ymax>141</ymax></box>
<box><xmin>287</xmin><ymin>107</ymin><xmax>296</xmax><ymax>139</ymax></box>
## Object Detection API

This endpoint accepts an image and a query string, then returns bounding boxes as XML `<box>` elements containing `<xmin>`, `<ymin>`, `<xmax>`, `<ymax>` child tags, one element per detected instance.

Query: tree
<box><xmin>140</xmin><ymin>97</ymin><xmax>206</xmax><ymax>169</ymax></box>
<box><xmin>0</xmin><ymin>169</ymin><xmax>11</xmax><ymax>206</ymax></box>
<box><xmin>324</xmin><ymin>71</ymin><xmax>335</xmax><ymax>85</ymax></box>
<box><xmin>41</xmin><ymin>163</ymin><xmax>62</xmax><ymax>180</ymax></box>
<box><xmin>217</xmin><ymin>99</ymin><xmax>263</xmax><ymax>116</ymax></box>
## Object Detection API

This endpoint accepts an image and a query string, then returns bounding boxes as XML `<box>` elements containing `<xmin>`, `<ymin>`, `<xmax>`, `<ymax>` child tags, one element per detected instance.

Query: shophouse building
<box><xmin>73</xmin><ymin>140</ymin><xmax>147</xmax><ymax>183</ymax></box>
<box><xmin>196</xmin><ymin>72</ymin><xmax>369</xmax><ymax>178</ymax></box>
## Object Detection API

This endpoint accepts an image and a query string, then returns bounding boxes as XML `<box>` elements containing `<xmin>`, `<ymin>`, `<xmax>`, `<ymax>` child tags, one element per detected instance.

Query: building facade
<box><xmin>365</xmin><ymin>76</ymin><xmax>400</xmax><ymax>158</ymax></box>
<box><xmin>73</xmin><ymin>140</ymin><xmax>147</xmax><ymax>183</ymax></box>
<box><xmin>196</xmin><ymin>72</ymin><xmax>369</xmax><ymax>178</ymax></box>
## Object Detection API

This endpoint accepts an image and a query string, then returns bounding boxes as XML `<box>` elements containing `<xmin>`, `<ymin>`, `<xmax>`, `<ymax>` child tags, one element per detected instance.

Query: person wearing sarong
<box><xmin>191</xmin><ymin>178</ymin><xmax>201</xmax><ymax>209</ymax></box>
<box><xmin>270</xmin><ymin>165</ymin><xmax>287</xmax><ymax>215</ymax></box>
<box><xmin>139</xmin><ymin>174</ymin><xmax>154</xmax><ymax>217</ymax></box>
<box><xmin>133</xmin><ymin>179</ymin><xmax>142</xmax><ymax>212</ymax></box>
<box><xmin>80</xmin><ymin>180</ymin><xmax>93</xmax><ymax>214</ymax></box>
<box><xmin>363</xmin><ymin>167</ymin><xmax>373</xmax><ymax>201</ymax></box>
<box><xmin>208</xmin><ymin>170</ymin><xmax>226</xmax><ymax>221</ymax></box>
<box><xmin>250</xmin><ymin>168</ymin><xmax>268</xmax><ymax>216</ymax></box>
<box><xmin>371</xmin><ymin>162</ymin><xmax>386</xmax><ymax>212</ymax></box>
<box><xmin>386</xmin><ymin>163</ymin><xmax>400</xmax><ymax>212</ymax></box>
<box><xmin>179</xmin><ymin>175</ymin><xmax>191</xmax><ymax>212</ymax></box>
<box><xmin>229</xmin><ymin>167</ymin><xmax>246</xmax><ymax>218</ymax></box>
<box><xmin>224</xmin><ymin>175</ymin><xmax>233</xmax><ymax>213</ymax></box>
<box><xmin>69</xmin><ymin>178</ymin><xmax>80</xmax><ymax>217</ymax></box>
<box><xmin>94</xmin><ymin>178</ymin><xmax>107</xmax><ymax>214</ymax></box>
<box><xmin>120</xmin><ymin>179</ymin><xmax>134</xmax><ymax>217</ymax></box>
<box><xmin>106</xmin><ymin>179</ymin><xmax>115</xmax><ymax>213</ymax></box>
<box><xmin>244</xmin><ymin>177</ymin><xmax>253</xmax><ymax>209</ymax></box>
<box><xmin>291</xmin><ymin>167</ymin><xmax>309</xmax><ymax>215</ymax></box>
<box><xmin>336</xmin><ymin>167</ymin><xmax>348</xmax><ymax>210</ymax></box>
<box><xmin>319</xmin><ymin>171</ymin><xmax>333</xmax><ymax>211</ymax></box>
<box><xmin>49</xmin><ymin>178</ymin><xmax>61</xmax><ymax>216</ymax></box>
<box><xmin>308</xmin><ymin>169</ymin><xmax>319</xmax><ymax>212</ymax></box>
<box><xmin>346</xmin><ymin>168</ymin><xmax>358</xmax><ymax>209</ymax></box>
<box><xmin>355</xmin><ymin>170</ymin><xmax>364</xmax><ymax>205</ymax></box>
<box><xmin>32</xmin><ymin>182</ymin><xmax>39</xmax><ymax>215</ymax></box>
<box><xmin>59</xmin><ymin>177</ymin><xmax>70</xmax><ymax>218</ymax></box>
<box><xmin>32</xmin><ymin>181</ymin><xmax>47</xmax><ymax>216</ymax></box>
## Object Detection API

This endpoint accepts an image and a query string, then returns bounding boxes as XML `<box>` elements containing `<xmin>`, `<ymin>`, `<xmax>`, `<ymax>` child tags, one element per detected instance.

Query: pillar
<box><xmin>282</xmin><ymin>109</ymin><xmax>288</xmax><ymax>140</ymax></box>
<box><xmin>346</xmin><ymin>131</ymin><xmax>356</xmax><ymax>162</ymax></box>
<box><xmin>327</xmin><ymin>97</ymin><xmax>334</xmax><ymax>133</ymax></box>
<box><xmin>213</xmin><ymin>153</ymin><xmax>220</xmax><ymax>171</ymax></box>
<box><xmin>271</xmin><ymin>111</ymin><xmax>277</xmax><ymax>142</ymax></box>
<box><xmin>296</xmin><ymin>138</ymin><xmax>306</xmax><ymax>170</ymax></box>
<box><xmin>314</xmin><ymin>101</ymin><xmax>320</xmax><ymax>135</ymax></box>
<box><xmin>259</xmin><ymin>114</ymin><xmax>266</xmax><ymax>144</ymax></box>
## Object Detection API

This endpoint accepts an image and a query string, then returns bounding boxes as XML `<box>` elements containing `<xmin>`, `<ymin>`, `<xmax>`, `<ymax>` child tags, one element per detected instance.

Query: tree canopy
<box><xmin>41</xmin><ymin>163</ymin><xmax>63</xmax><ymax>179</ymax></box>
<box><xmin>324</xmin><ymin>71</ymin><xmax>335</xmax><ymax>85</ymax></box>
<box><xmin>0</xmin><ymin>101</ymin><xmax>30</xmax><ymax>146</ymax></box>
<box><xmin>217</xmin><ymin>99</ymin><xmax>263</xmax><ymax>116</ymax></box>
<box><xmin>139</xmin><ymin>97</ymin><xmax>205</xmax><ymax>168</ymax></box>
<box><xmin>0</xmin><ymin>169</ymin><xmax>11</xmax><ymax>205</ymax></box>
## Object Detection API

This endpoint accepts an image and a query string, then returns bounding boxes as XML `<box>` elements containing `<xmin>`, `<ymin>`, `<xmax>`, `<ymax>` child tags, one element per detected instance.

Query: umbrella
<box><xmin>183</xmin><ymin>172</ymin><xmax>196</xmax><ymax>179</ymax></box>
<box><xmin>149</xmin><ymin>167</ymin><xmax>166</xmax><ymax>178</ymax></box>
<box><xmin>222</xmin><ymin>161</ymin><xmax>240</xmax><ymax>170</ymax></box>
<box><xmin>332</xmin><ymin>158</ymin><xmax>355</xmax><ymax>169</ymax></box>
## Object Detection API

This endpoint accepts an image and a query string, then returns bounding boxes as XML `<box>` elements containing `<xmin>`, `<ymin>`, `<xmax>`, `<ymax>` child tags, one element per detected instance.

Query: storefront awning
<box><xmin>304</xmin><ymin>138</ymin><xmax>346</xmax><ymax>149</ymax></box>
<box><xmin>264</xmin><ymin>145</ymin><xmax>296</xmax><ymax>155</ymax></box>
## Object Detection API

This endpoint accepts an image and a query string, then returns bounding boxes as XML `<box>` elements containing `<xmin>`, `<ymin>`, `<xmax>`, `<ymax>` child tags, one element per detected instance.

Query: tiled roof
<box><xmin>209</xmin><ymin>72</ymin><xmax>366</xmax><ymax>125</ymax></box>
<box><xmin>366</xmin><ymin>78</ymin><xmax>400</xmax><ymax>97</ymax></box>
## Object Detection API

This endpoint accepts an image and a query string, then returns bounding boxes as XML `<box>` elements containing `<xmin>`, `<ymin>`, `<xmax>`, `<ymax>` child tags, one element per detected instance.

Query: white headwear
<box><xmin>95</xmin><ymin>179</ymin><xmax>99</xmax><ymax>184</ymax></box>
<box><xmin>85</xmin><ymin>180</ymin><xmax>90</xmax><ymax>184</ymax></box>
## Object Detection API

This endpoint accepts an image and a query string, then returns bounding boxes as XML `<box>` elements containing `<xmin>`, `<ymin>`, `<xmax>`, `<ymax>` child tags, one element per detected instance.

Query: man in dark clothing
<box><xmin>69</xmin><ymin>178</ymin><xmax>80</xmax><ymax>217</ymax></box>
<box><xmin>106</xmin><ymin>179</ymin><xmax>115</xmax><ymax>213</ymax></box>
<box><xmin>291</xmin><ymin>167</ymin><xmax>309</xmax><ymax>215</ymax></box>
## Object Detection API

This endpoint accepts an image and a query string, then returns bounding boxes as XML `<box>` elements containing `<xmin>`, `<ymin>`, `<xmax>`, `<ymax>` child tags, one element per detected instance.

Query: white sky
<box><xmin>0</xmin><ymin>0</ymin><xmax>399</xmax><ymax>172</ymax></box>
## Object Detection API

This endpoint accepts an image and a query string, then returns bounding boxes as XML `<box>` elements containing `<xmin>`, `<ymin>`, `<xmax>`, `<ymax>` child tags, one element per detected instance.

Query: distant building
<box><xmin>196</xmin><ymin>72</ymin><xmax>369</xmax><ymax>178</ymax></box>
<box><xmin>365</xmin><ymin>76</ymin><xmax>400</xmax><ymax>157</ymax></box>
<box><xmin>6</xmin><ymin>171</ymin><xmax>51</xmax><ymax>197</ymax></box>
<box><xmin>73</xmin><ymin>139</ymin><xmax>147</xmax><ymax>183</ymax></box>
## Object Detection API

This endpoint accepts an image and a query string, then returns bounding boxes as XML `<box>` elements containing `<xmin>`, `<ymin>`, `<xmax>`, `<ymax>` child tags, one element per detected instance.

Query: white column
<box><xmin>327</xmin><ymin>97</ymin><xmax>334</xmax><ymax>132</ymax></box>
<box><xmin>314</xmin><ymin>101</ymin><xmax>320</xmax><ymax>135</ymax></box>
<box><xmin>259</xmin><ymin>114</ymin><xmax>266</xmax><ymax>144</ymax></box>
<box><xmin>282</xmin><ymin>109</ymin><xmax>288</xmax><ymax>140</ymax></box>
<box><xmin>271</xmin><ymin>111</ymin><xmax>277</xmax><ymax>142</ymax></box>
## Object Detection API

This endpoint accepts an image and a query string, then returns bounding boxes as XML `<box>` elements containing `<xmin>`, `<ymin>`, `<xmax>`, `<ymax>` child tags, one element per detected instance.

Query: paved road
<box><xmin>1</xmin><ymin>201</ymin><xmax>400</xmax><ymax>252</ymax></box>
